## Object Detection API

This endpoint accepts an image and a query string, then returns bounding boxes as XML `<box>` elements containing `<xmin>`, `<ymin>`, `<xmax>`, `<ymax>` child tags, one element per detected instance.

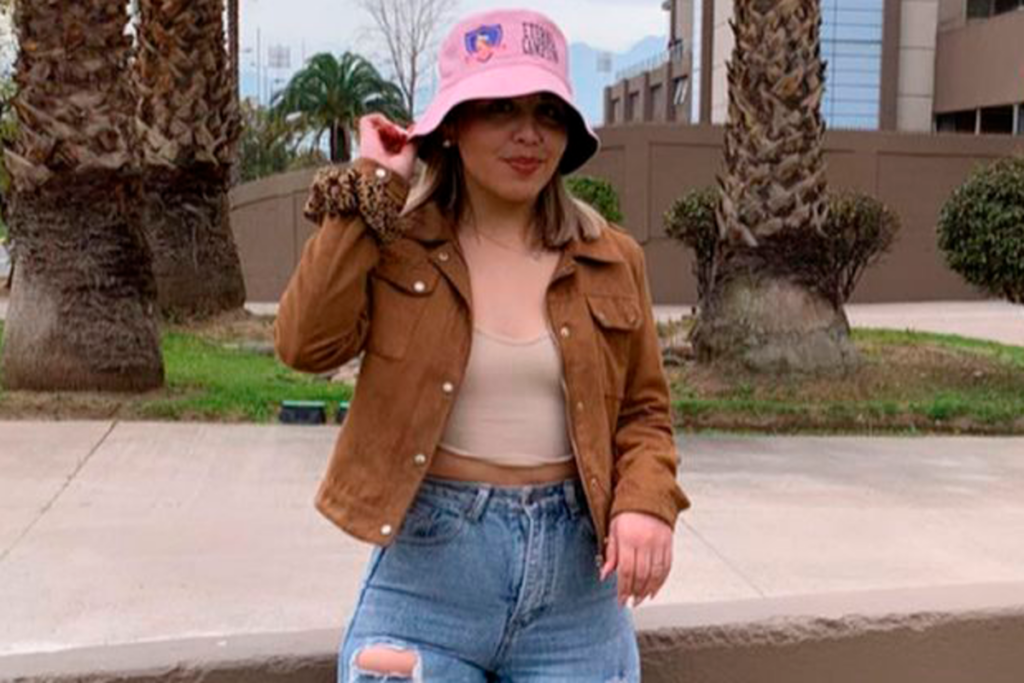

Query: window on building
<box><xmin>650</xmin><ymin>83</ymin><xmax>664</xmax><ymax>121</ymax></box>
<box><xmin>1017</xmin><ymin>104</ymin><xmax>1024</xmax><ymax>135</ymax></box>
<box><xmin>607</xmin><ymin>97</ymin><xmax>618</xmax><ymax>125</ymax></box>
<box><xmin>820</xmin><ymin>0</ymin><xmax>883</xmax><ymax>129</ymax></box>
<box><xmin>979</xmin><ymin>105</ymin><xmax>1014</xmax><ymax>134</ymax></box>
<box><xmin>935</xmin><ymin>110</ymin><xmax>977</xmax><ymax>133</ymax></box>
<box><xmin>993</xmin><ymin>0</ymin><xmax>1022</xmax><ymax>15</ymax></box>
<box><xmin>967</xmin><ymin>0</ymin><xmax>992</xmax><ymax>18</ymax></box>
<box><xmin>968</xmin><ymin>0</ymin><xmax>1024</xmax><ymax>17</ymax></box>
<box><xmin>627</xmin><ymin>92</ymin><xmax>640</xmax><ymax>122</ymax></box>
<box><xmin>673</xmin><ymin>76</ymin><xmax>689</xmax><ymax>106</ymax></box>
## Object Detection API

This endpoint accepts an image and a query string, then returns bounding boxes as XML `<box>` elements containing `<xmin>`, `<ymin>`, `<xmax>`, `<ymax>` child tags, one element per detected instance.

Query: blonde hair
<box><xmin>402</xmin><ymin>121</ymin><xmax>606</xmax><ymax>249</ymax></box>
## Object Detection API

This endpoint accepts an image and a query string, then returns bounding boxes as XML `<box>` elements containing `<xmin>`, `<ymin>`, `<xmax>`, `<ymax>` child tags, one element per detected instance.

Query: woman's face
<box><xmin>451</xmin><ymin>93</ymin><xmax>570</xmax><ymax>207</ymax></box>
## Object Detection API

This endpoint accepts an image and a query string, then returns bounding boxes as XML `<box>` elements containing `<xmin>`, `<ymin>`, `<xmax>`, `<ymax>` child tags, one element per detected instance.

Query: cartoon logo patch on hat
<box><xmin>464</xmin><ymin>24</ymin><xmax>504</xmax><ymax>63</ymax></box>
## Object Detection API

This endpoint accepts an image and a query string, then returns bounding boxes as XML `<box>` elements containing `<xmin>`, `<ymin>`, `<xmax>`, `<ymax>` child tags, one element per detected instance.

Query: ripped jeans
<box><xmin>337</xmin><ymin>475</ymin><xmax>640</xmax><ymax>682</ymax></box>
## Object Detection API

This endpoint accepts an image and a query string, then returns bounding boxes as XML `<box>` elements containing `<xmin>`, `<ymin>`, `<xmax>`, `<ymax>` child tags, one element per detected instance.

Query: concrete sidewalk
<box><xmin>2</xmin><ymin>421</ymin><xmax>1023</xmax><ymax>664</ymax></box>
<box><xmin>653</xmin><ymin>300</ymin><xmax>1024</xmax><ymax>347</ymax></box>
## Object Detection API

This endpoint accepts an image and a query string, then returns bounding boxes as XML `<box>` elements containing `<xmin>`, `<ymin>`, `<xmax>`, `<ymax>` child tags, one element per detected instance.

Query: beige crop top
<box><xmin>437</xmin><ymin>326</ymin><xmax>574</xmax><ymax>467</ymax></box>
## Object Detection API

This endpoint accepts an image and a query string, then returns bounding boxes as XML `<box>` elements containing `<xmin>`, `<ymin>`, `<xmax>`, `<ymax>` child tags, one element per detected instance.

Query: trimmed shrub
<box><xmin>665</xmin><ymin>186</ymin><xmax>900</xmax><ymax>304</ymax></box>
<box><xmin>566</xmin><ymin>175</ymin><xmax>623</xmax><ymax>224</ymax></box>
<box><xmin>823</xmin><ymin>190</ymin><xmax>901</xmax><ymax>303</ymax></box>
<box><xmin>664</xmin><ymin>187</ymin><xmax>719</xmax><ymax>303</ymax></box>
<box><xmin>938</xmin><ymin>155</ymin><xmax>1024</xmax><ymax>304</ymax></box>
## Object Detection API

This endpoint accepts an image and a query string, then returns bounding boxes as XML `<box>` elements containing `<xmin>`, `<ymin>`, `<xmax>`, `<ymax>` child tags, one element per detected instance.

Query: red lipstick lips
<box><xmin>505</xmin><ymin>157</ymin><xmax>543</xmax><ymax>175</ymax></box>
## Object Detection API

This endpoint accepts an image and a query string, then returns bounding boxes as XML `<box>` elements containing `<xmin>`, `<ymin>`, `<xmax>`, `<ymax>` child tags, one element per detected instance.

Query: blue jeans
<box><xmin>337</xmin><ymin>475</ymin><xmax>640</xmax><ymax>682</ymax></box>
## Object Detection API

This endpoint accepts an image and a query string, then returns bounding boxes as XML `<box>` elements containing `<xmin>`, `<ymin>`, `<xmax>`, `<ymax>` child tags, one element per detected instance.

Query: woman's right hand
<box><xmin>358</xmin><ymin>113</ymin><xmax>417</xmax><ymax>183</ymax></box>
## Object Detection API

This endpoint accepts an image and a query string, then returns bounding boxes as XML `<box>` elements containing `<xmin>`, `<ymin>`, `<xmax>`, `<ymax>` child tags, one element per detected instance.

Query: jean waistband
<box><xmin>420</xmin><ymin>474</ymin><xmax>585</xmax><ymax>522</ymax></box>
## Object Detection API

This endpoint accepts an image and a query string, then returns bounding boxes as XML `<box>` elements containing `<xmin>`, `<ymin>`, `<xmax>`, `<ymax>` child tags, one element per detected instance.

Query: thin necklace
<box><xmin>468</xmin><ymin>224</ymin><xmax>546</xmax><ymax>262</ymax></box>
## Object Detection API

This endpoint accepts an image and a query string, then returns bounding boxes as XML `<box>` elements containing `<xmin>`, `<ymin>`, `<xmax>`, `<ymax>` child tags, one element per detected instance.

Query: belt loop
<box><xmin>562</xmin><ymin>479</ymin><xmax>581</xmax><ymax>517</ymax></box>
<box><xmin>466</xmin><ymin>485</ymin><xmax>491</xmax><ymax>522</ymax></box>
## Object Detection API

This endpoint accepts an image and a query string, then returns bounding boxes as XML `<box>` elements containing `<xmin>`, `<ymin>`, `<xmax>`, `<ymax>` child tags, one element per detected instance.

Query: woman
<box><xmin>275</xmin><ymin>9</ymin><xmax>691</xmax><ymax>682</ymax></box>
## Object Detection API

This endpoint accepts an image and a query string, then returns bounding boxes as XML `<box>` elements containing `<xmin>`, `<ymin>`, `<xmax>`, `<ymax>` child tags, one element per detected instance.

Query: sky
<box><xmin>240</xmin><ymin>0</ymin><xmax>667</xmax><ymax>57</ymax></box>
<box><xmin>239</xmin><ymin>0</ymin><xmax>671</xmax><ymax>114</ymax></box>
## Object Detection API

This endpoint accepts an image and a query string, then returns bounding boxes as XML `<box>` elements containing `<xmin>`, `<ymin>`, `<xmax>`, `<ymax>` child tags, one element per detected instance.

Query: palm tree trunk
<box><xmin>135</xmin><ymin>0</ymin><xmax>246</xmax><ymax>320</ymax></box>
<box><xmin>3</xmin><ymin>176</ymin><xmax>164</xmax><ymax>390</ymax></box>
<box><xmin>1</xmin><ymin>0</ymin><xmax>163</xmax><ymax>391</ymax></box>
<box><xmin>228</xmin><ymin>0</ymin><xmax>239</xmax><ymax>94</ymax></box>
<box><xmin>691</xmin><ymin>245</ymin><xmax>857</xmax><ymax>372</ymax></box>
<box><xmin>228</xmin><ymin>0</ymin><xmax>241</xmax><ymax>188</ymax></box>
<box><xmin>142</xmin><ymin>168</ymin><xmax>246</xmax><ymax>318</ymax></box>
<box><xmin>339</xmin><ymin>124</ymin><xmax>351</xmax><ymax>163</ymax></box>
<box><xmin>692</xmin><ymin>0</ymin><xmax>857</xmax><ymax>374</ymax></box>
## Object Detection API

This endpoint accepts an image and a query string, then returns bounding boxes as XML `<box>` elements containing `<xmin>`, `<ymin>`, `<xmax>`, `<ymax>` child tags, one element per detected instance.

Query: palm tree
<box><xmin>228</xmin><ymin>0</ymin><xmax>239</xmax><ymax>99</ymax></box>
<box><xmin>238</xmin><ymin>99</ymin><xmax>327</xmax><ymax>182</ymax></box>
<box><xmin>227</xmin><ymin>0</ymin><xmax>240</xmax><ymax>188</ymax></box>
<box><xmin>270</xmin><ymin>52</ymin><xmax>409</xmax><ymax>163</ymax></box>
<box><xmin>134</xmin><ymin>0</ymin><xmax>247</xmax><ymax>319</ymax></box>
<box><xmin>1</xmin><ymin>0</ymin><xmax>163</xmax><ymax>391</ymax></box>
<box><xmin>692</xmin><ymin>0</ymin><xmax>857</xmax><ymax>373</ymax></box>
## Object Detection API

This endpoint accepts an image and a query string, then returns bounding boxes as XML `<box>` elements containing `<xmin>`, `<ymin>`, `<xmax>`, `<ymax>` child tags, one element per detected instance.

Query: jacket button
<box><xmin>442</xmin><ymin>381</ymin><xmax>455</xmax><ymax>394</ymax></box>
<box><xmin>576</xmin><ymin>401</ymin><xmax>584</xmax><ymax>411</ymax></box>
<box><xmin>413</xmin><ymin>453</ymin><xmax>427</xmax><ymax>465</ymax></box>
<box><xmin>375</xmin><ymin>168</ymin><xmax>388</xmax><ymax>180</ymax></box>
<box><xmin>413</xmin><ymin>280</ymin><xmax>426</xmax><ymax>293</ymax></box>
<box><xmin>438</xmin><ymin>251</ymin><xmax>450</xmax><ymax>262</ymax></box>
<box><xmin>590</xmin><ymin>476</ymin><xmax>598</xmax><ymax>487</ymax></box>
<box><xmin>381</xmin><ymin>524</ymin><xmax>393</xmax><ymax>535</ymax></box>
<box><xmin>559</xmin><ymin>326</ymin><xmax>570</xmax><ymax>338</ymax></box>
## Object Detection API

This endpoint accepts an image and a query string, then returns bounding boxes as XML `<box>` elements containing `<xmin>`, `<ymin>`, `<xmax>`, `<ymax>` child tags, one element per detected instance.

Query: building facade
<box><xmin>605</xmin><ymin>0</ymin><xmax>1024</xmax><ymax>137</ymax></box>
<box><xmin>604</xmin><ymin>1</ymin><xmax>695</xmax><ymax>126</ymax></box>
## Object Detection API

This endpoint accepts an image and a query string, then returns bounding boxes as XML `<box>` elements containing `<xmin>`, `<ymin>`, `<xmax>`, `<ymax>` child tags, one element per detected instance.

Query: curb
<box><xmin>5</xmin><ymin>582</ymin><xmax>1024</xmax><ymax>683</ymax></box>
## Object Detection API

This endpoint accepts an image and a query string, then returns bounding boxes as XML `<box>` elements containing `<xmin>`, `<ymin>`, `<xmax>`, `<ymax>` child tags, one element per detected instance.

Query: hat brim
<box><xmin>408</xmin><ymin>64</ymin><xmax>599</xmax><ymax>175</ymax></box>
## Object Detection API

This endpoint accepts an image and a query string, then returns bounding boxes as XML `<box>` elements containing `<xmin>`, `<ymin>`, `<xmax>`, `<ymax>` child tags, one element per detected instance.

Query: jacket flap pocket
<box><xmin>586</xmin><ymin>294</ymin><xmax>642</xmax><ymax>331</ymax></box>
<box><xmin>373</xmin><ymin>258</ymin><xmax>439</xmax><ymax>296</ymax></box>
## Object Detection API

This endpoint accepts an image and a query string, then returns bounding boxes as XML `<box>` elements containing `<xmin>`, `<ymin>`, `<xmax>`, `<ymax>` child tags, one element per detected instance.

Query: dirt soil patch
<box><xmin>170</xmin><ymin>308</ymin><xmax>276</xmax><ymax>345</ymax></box>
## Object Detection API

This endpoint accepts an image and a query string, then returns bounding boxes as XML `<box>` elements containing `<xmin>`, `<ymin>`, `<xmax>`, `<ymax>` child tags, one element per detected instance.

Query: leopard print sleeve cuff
<box><xmin>303</xmin><ymin>158</ymin><xmax>411</xmax><ymax>245</ymax></box>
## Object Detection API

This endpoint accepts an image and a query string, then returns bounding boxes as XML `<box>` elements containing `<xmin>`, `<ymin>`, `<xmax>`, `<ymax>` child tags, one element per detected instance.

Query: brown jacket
<box><xmin>274</xmin><ymin>157</ymin><xmax>691</xmax><ymax>562</ymax></box>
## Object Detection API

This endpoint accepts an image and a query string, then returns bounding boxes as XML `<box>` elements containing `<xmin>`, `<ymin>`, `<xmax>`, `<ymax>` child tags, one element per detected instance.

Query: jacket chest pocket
<box><xmin>586</xmin><ymin>294</ymin><xmax>641</xmax><ymax>399</ymax></box>
<box><xmin>367</xmin><ymin>258</ymin><xmax>440</xmax><ymax>360</ymax></box>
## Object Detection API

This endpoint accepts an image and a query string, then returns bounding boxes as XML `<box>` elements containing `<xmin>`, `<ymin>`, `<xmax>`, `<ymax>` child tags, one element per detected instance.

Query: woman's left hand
<box><xmin>599</xmin><ymin>511</ymin><xmax>674</xmax><ymax>607</ymax></box>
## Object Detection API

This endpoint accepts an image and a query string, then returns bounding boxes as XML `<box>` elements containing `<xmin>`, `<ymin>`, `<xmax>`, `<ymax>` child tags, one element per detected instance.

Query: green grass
<box><xmin>0</xmin><ymin>321</ymin><xmax>351</xmax><ymax>422</ymax></box>
<box><xmin>1</xmin><ymin>320</ymin><xmax>1022</xmax><ymax>432</ymax></box>
<box><xmin>671</xmin><ymin>327</ymin><xmax>1024</xmax><ymax>434</ymax></box>
<box><xmin>144</xmin><ymin>331</ymin><xmax>350</xmax><ymax>421</ymax></box>
<box><xmin>852</xmin><ymin>327</ymin><xmax>1024</xmax><ymax>367</ymax></box>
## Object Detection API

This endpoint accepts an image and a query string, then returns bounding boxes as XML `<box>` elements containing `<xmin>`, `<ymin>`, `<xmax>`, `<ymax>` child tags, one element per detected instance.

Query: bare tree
<box><xmin>355</xmin><ymin>0</ymin><xmax>457</xmax><ymax>117</ymax></box>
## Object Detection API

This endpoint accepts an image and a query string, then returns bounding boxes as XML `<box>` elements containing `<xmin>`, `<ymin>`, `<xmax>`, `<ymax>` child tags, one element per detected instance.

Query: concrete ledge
<box><xmin>0</xmin><ymin>630</ymin><xmax>339</xmax><ymax>683</ymax></box>
<box><xmin>5</xmin><ymin>582</ymin><xmax>1024</xmax><ymax>683</ymax></box>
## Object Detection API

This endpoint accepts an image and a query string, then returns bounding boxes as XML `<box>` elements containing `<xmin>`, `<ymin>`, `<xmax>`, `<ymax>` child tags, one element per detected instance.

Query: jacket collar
<box><xmin>401</xmin><ymin>201</ymin><xmax>625</xmax><ymax>264</ymax></box>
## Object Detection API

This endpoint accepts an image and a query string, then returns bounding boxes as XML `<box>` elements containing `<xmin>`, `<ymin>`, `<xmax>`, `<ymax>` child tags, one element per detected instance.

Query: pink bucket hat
<box><xmin>409</xmin><ymin>8</ymin><xmax>600</xmax><ymax>175</ymax></box>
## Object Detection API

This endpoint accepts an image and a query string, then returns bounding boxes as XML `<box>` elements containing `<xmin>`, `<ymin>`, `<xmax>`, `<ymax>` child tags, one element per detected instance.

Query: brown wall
<box><xmin>229</xmin><ymin>126</ymin><xmax>1024</xmax><ymax>306</ymax></box>
<box><xmin>581</xmin><ymin>124</ymin><xmax>1024</xmax><ymax>305</ymax></box>
<box><xmin>229</xmin><ymin>169</ymin><xmax>321</xmax><ymax>304</ymax></box>
<box><xmin>934</xmin><ymin>10</ymin><xmax>1024</xmax><ymax>113</ymax></box>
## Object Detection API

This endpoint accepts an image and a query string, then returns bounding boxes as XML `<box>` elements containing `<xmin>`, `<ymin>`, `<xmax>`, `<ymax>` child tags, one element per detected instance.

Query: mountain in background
<box><xmin>569</xmin><ymin>35</ymin><xmax>668</xmax><ymax>127</ymax></box>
